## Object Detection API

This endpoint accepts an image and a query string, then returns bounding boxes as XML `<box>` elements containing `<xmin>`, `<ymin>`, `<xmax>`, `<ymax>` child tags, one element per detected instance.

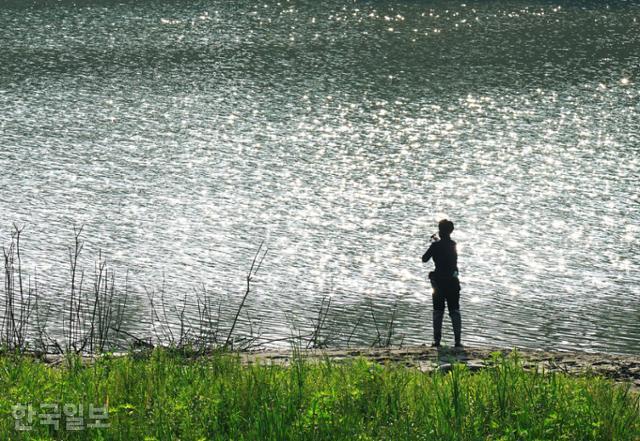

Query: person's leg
<box><xmin>446</xmin><ymin>287</ymin><xmax>462</xmax><ymax>346</ymax></box>
<box><xmin>450</xmin><ymin>309</ymin><xmax>462</xmax><ymax>346</ymax></box>
<box><xmin>432</xmin><ymin>285</ymin><xmax>445</xmax><ymax>346</ymax></box>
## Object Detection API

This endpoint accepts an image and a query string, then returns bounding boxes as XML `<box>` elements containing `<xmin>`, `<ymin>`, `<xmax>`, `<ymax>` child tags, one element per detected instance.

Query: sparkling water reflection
<box><xmin>0</xmin><ymin>0</ymin><xmax>638</xmax><ymax>354</ymax></box>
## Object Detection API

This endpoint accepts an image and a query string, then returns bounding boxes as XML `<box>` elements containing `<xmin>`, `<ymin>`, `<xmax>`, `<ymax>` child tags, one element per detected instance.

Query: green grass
<box><xmin>0</xmin><ymin>350</ymin><xmax>638</xmax><ymax>440</ymax></box>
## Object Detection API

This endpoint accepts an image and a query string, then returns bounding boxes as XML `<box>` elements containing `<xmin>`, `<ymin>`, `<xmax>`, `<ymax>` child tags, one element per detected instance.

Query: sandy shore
<box><xmin>240</xmin><ymin>345</ymin><xmax>640</xmax><ymax>391</ymax></box>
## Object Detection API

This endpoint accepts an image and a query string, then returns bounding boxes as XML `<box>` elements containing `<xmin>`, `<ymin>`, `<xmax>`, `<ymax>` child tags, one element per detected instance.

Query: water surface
<box><xmin>1</xmin><ymin>0</ymin><xmax>639</xmax><ymax>354</ymax></box>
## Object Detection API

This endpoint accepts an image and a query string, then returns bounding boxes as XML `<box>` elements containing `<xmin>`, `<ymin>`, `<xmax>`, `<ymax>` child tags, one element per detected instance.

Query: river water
<box><xmin>1</xmin><ymin>0</ymin><xmax>639</xmax><ymax>354</ymax></box>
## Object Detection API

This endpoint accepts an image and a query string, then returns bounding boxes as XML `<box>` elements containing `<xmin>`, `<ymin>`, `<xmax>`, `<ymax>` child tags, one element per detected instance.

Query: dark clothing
<box><xmin>421</xmin><ymin>237</ymin><xmax>458</xmax><ymax>278</ymax></box>
<box><xmin>422</xmin><ymin>237</ymin><xmax>461</xmax><ymax>308</ymax></box>
<box><xmin>422</xmin><ymin>237</ymin><xmax>461</xmax><ymax>345</ymax></box>
<box><xmin>431</xmin><ymin>278</ymin><xmax>460</xmax><ymax>312</ymax></box>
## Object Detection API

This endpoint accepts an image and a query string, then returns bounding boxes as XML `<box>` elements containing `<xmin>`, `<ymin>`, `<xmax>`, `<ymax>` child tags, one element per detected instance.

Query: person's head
<box><xmin>438</xmin><ymin>219</ymin><xmax>454</xmax><ymax>239</ymax></box>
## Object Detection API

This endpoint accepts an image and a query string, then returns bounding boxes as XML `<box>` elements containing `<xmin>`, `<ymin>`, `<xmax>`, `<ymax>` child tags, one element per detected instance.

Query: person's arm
<box><xmin>422</xmin><ymin>244</ymin><xmax>434</xmax><ymax>262</ymax></box>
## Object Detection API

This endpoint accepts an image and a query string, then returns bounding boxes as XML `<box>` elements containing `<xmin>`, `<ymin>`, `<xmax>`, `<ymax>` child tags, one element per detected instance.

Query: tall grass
<box><xmin>0</xmin><ymin>226</ymin><xmax>403</xmax><ymax>355</ymax></box>
<box><xmin>0</xmin><ymin>351</ymin><xmax>637</xmax><ymax>440</ymax></box>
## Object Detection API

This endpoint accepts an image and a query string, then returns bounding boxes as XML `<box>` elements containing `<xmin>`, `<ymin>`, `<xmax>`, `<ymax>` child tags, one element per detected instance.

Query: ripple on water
<box><xmin>0</xmin><ymin>0</ymin><xmax>638</xmax><ymax>354</ymax></box>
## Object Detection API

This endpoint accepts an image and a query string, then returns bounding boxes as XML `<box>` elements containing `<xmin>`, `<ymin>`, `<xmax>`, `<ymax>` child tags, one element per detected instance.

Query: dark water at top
<box><xmin>1</xmin><ymin>0</ymin><xmax>639</xmax><ymax>354</ymax></box>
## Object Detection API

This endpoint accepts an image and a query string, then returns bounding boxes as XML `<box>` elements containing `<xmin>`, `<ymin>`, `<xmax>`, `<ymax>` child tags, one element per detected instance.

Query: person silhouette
<box><xmin>422</xmin><ymin>219</ymin><xmax>462</xmax><ymax>348</ymax></box>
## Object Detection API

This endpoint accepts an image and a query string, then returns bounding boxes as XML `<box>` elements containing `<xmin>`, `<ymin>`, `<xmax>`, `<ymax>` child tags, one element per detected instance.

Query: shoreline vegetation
<box><xmin>2</xmin><ymin>226</ymin><xmax>639</xmax><ymax>439</ymax></box>
<box><xmin>2</xmin><ymin>225</ymin><xmax>314</xmax><ymax>355</ymax></box>
<box><xmin>21</xmin><ymin>344</ymin><xmax>640</xmax><ymax>393</ymax></box>
<box><xmin>0</xmin><ymin>348</ymin><xmax>638</xmax><ymax>440</ymax></box>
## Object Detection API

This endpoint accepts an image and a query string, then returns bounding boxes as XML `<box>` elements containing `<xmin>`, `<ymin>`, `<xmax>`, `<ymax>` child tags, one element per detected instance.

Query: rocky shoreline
<box><xmin>240</xmin><ymin>346</ymin><xmax>640</xmax><ymax>391</ymax></box>
<box><xmin>24</xmin><ymin>345</ymin><xmax>640</xmax><ymax>391</ymax></box>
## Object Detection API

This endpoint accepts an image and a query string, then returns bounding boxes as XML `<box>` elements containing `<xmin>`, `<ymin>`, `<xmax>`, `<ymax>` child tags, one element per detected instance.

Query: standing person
<box><xmin>422</xmin><ymin>219</ymin><xmax>462</xmax><ymax>348</ymax></box>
